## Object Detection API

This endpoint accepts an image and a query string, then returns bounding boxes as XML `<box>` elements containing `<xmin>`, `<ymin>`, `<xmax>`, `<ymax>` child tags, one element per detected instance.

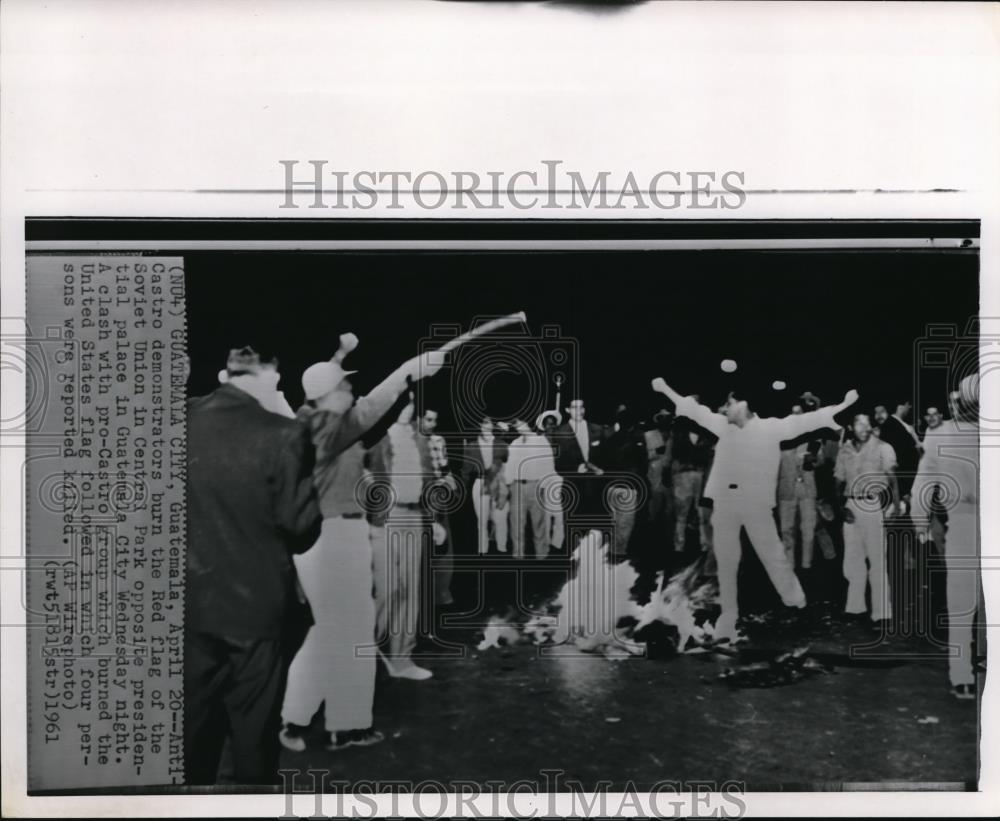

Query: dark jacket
<box><xmin>186</xmin><ymin>384</ymin><xmax>322</xmax><ymax>639</ymax></box>
<box><xmin>460</xmin><ymin>437</ymin><xmax>510</xmax><ymax>505</ymax></box>
<box><xmin>671</xmin><ymin>417</ymin><xmax>714</xmax><ymax>473</ymax></box>
<box><xmin>603</xmin><ymin>424</ymin><xmax>648</xmax><ymax>477</ymax></box>
<box><xmin>877</xmin><ymin>415</ymin><xmax>920</xmax><ymax>495</ymax></box>
<box><xmin>552</xmin><ymin>421</ymin><xmax>606</xmax><ymax>475</ymax></box>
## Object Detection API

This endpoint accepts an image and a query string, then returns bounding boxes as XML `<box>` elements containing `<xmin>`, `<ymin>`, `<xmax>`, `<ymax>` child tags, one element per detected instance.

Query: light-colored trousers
<box><xmin>944</xmin><ymin>504</ymin><xmax>979</xmax><ymax>686</ymax></box>
<box><xmin>370</xmin><ymin>509</ymin><xmax>429</xmax><ymax>664</ymax></box>
<box><xmin>778</xmin><ymin>485</ymin><xmax>818</xmax><ymax>568</ymax></box>
<box><xmin>471</xmin><ymin>478</ymin><xmax>509</xmax><ymax>554</ymax></box>
<box><xmin>509</xmin><ymin>479</ymin><xmax>548</xmax><ymax>558</ymax></box>
<box><xmin>713</xmin><ymin>494</ymin><xmax>807</xmax><ymax>633</ymax></box>
<box><xmin>842</xmin><ymin>499</ymin><xmax>891</xmax><ymax>621</ymax></box>
<box><xmin>283</xmin><ymin>516</ymin><xmax>375</xmax><ymax>733</ymax></box>
<box><xmin>544</xmin><ymin>476</ymin><xmax>565</xmax><ymax>551</ymax></box>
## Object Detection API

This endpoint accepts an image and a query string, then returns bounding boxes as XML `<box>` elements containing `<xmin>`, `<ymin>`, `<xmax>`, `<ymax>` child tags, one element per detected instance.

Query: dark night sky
<box><xmin>184</xmin><ymin>249</ymin><xmax>978</xmax><ymax>432</ymax></box>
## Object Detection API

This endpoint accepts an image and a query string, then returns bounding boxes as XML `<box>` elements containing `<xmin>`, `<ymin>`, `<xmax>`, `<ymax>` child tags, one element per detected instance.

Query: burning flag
<box><xmin>473</xmin><ymin>532</ymin><xmax>726</xmax><ymax>659</ymax></box>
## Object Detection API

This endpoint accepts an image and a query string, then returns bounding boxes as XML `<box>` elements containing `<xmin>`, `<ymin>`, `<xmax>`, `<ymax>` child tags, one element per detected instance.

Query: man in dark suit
<box><xmin>185</xmin><ymin>346</ymin><xmax>322</xmax><ymax>785</ymax></box>
<box><xmin>552</xmin><ymin>397</ymin><xmax>607</xmax><ymax>543</ymax></box>
<box><xmin>461</xmin><ymin>415</ymin><xmax>510</xmax><ymax>554</ymax></box>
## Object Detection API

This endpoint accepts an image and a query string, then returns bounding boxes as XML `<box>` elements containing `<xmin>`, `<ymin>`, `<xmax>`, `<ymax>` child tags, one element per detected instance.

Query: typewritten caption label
<box><xmin>26</xmin><ymin>256</ymin><xmax>187</xmax><ymax>790</ymax></box>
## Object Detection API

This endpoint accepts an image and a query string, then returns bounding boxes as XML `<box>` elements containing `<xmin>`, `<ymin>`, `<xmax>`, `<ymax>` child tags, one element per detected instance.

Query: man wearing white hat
<box><xmin>911</xmin><ymin>374</ymin><xmax>980</xmax><ymax>699</ymax></box>
<box><xmin>280</xmin><ymin>334</ymin><xmax>441</xmax><ymax>753</ymax></box>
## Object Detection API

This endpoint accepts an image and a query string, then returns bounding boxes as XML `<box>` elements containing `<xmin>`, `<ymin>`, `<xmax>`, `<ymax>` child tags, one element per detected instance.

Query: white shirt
<box><xmin>478</xmin><ymin>435</ymin><xmax>494</xmax><ymax>469</ymax></box>
<box><xmin>505</xmin><ymin>433</ymin><xmax>557</xmax><ymax>483</ymax></box>
<box><xmin>570</xmin><ymin>418</ymin><xmax>590</xmax><ymax>462</ymax></box>
<box><xmin>260</xmin><ymin>390</ymin><xmax>296</xmax><ymax>419</ymax></box>
<box><xmin>675</xmin><ymin>396</ymin><xmax>838</xmax><ymax>507</ymax></box>
<box><xmin>388</xmin><ymin>422</ymin><xmax>424</xmax><ymax>504</ymax></box>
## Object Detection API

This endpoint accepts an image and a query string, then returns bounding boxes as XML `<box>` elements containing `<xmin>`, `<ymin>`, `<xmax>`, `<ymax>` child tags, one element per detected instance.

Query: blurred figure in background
<box><xmin>368</xmin><ymin>399</ymin><xmax>436</xmax><ymax>681</ymax></box>
<box><xmin>776</xmin><ymin>396</ymin><xmax>828</xmax><ymax>571</ymax></box>
<box><xmin>537</xmin><ymin>411</ymin><xmax>566</xmax><ymax>553</ymax></box>
<box><xmin>462</xmin><ymin>414</ymin><xmax>510</xmax><ymax>555</ymax></box>
<box><xmin>670</xmin><ymin>398</ymin><xmax>714</xmax><ymax>553</ymax></box>
<box><xmin>644</xmin><ymin>409</ymin><xmax>675</xmax><ymax>548</ymax></box>
<box><xmin>921</xmin><ymin>406</ymin><xmax>949</xmax><ymax>554</ymax></box>
<box><xmin>912</xmin><ymin>378</ymin><xmax>980</xmax><ymax>699</ymax></box>
<box><xmin>417</xmin><ymin>406</ymin><xmax>458</xmax><ymax>607</ymax></box>
<box><xmin>602</xmin><ymin>403</ymin><xmax>648</xmax><ymax>557</ymax></box>
<box><xmin>506</xmin><ymin>418</ymin><xmax>557</xmax><ymax>559</ymax></box>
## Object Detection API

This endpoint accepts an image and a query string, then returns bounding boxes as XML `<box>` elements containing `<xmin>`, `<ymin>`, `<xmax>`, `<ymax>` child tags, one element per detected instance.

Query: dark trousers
<box><xmin>184</xmin><ymin>631</ymin><xmax>285</xmax><ymax>785</ymax></box>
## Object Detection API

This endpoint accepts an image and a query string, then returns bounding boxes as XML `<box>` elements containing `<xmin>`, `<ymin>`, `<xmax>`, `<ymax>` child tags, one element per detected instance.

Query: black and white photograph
<box><xmin>19</xmin><ymin>218</ymin><xmax>984</xmax><ymax>797</ymax></box>
<box><xmin>2</xmin><ymin>1</ymin><xmax>998</xmax><ymax>818</ymax></box>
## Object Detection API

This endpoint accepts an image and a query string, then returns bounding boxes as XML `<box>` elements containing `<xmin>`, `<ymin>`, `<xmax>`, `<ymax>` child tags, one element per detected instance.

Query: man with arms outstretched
<box><xmin>651</xmin><ymin>377</ymin><xmax>857</xmax><ymax>641</ymax></box>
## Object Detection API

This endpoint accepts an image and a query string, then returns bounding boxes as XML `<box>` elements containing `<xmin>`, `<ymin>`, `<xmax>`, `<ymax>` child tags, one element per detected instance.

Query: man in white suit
<box><xmin>652</xmin><ymin>377</ymin><xmax>858</xmax><ymax>641</ymax></box>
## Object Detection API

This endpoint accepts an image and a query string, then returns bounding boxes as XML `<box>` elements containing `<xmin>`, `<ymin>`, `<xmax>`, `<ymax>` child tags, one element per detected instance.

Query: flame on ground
<box><xmin>475</xmin><ymin>531</ymin><xmax>723</xmax><ymax>658</ymax></box>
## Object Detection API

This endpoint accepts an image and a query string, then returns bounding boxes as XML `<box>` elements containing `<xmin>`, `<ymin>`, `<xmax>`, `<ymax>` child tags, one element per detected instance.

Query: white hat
<box><xmin>302</xmin><ymin>361</ymin><xmax>357</xmax><ymax>401</ymax></box>
<box><xmin>536</xmin><ymin>410</ymin><xmax>562</xmax><ymax>429</ymax></box>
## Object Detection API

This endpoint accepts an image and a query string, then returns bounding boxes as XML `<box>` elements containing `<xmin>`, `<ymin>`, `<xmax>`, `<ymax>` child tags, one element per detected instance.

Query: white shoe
<box><xmin>279</xmin><ymin>725</ymin><xmax>306</xmax><ymax>753</ymax></box>
<box><xmin>712</xmin><ymin>613</ymin><xmax>740</xmax><ymax>644</ymax></box>
<box><xmin>378</xmin><ymin>649</ymin><xmax>433</xmax><ymax>680</ymax></box>
<box><xmin>390</xmin><ymin>663</ymin><xmax>433</xmax><ymax>681</ymax></box>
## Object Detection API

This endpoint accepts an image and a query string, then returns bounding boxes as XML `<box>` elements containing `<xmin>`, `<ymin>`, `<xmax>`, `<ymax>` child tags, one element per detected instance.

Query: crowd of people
<box><xmin>183</xmin><ymin>331</ymin><xmax>981</xmax><ymax>786</ymax></box>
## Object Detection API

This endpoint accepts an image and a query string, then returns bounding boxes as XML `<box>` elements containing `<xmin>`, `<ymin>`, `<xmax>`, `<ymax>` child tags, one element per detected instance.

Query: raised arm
<box><xmin>651</xmin><ymin>377</ymin><xmax>728</xmax><ymax>438</ymax></box>
<box><xmin>777</xmin><ymin>389</ymin><xmax>858</xmax><ymax>440</ymax></box>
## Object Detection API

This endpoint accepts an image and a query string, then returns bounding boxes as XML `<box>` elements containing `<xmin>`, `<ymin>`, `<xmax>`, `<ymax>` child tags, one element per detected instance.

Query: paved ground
<box><xmin>280</xmin><ymin>546</ymin><xmax>981</xmax><ymax>791</ymax></box>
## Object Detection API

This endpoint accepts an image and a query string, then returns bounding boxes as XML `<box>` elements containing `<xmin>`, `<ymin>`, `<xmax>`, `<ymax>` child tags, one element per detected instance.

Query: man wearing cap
<box><xmin>652</xmin><ymin>377</ymin><xmax>857</xmax><ymax>642</ymax></box>
<box><xmin>280</xmin><ymin>335</ymin><xmax>441</xmax><ymax>753</ymax></box>
<box><xmin>462</xmin><ymin>415</ymin><xmax>510</xmax><ymax>555</ymax></box>
<box><xmin>505</xmin><ymin>417</ymin><xmax>560</xmax><ymax>559</ymax></box>
<box><xmin>185</xmin><ymin>346</ymin><xmax>322</xmax><ymax>785</ymax></box>
<box><xmin>911</xmin><ymin>378</ymin><xmax>980</xmax><ymax>699</ymax></box>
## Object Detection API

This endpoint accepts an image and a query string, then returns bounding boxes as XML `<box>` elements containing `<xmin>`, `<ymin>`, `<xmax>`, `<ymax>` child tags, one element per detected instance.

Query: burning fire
<box><xmin>475</xmin><ymin>531</ymin><xmax>724</xmax><ymax>658</ymax></box>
